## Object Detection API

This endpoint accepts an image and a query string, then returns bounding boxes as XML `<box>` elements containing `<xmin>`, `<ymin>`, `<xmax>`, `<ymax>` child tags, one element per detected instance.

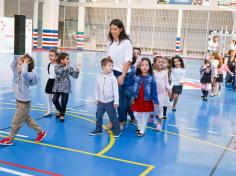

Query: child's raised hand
<box><xmin>23</xmin><ymin>57</ymin><xmax>30</xmax><ymax>64</ymax></box>
<box><xmin>114</xmin><ymin>104</ymin><xmax>119</xmax><ymax>109</ymax></box>
<box><xmin>76</xmin><ymin>63</ymin><xmax>81</xmax><ymax>70</ymax></box>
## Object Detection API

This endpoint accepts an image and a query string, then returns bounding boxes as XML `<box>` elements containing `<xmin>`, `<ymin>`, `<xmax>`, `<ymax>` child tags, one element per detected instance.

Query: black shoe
<box><xmin>203</xmin><ymin>97</ymin><xmax>208</xmax><ymax>101</ymax></box>
<box><xmin>163</xmin><ymin>115</ymin><xmax>167</xmax><ymax>120</ymax></box>
<box><xmin>136</xmin><ymin>129</ymin><xmax>140</xmax><ymax>134</ymax></box>
<box><xmin>89</xmin><ymin>129</ymin><xmax>102</xmax><ymax>136</ymax></box>
<box><xmin>129</xmin><ymin>119</ymin><xmax>137</xmax><ymax>124</ymax></box>
<box><xmin>172</xmin><ymin>108</ymin><xmax>176</xmax><ymax>112</ymax></box>
<box><xmin>56</xmin><ymin>113</ymin><xmax>60</xmax><ymax>119</ymax></box>
<box><xmin>137</xmin><ymin>132</ymin><xmax>144</xmax><ymax>137</ymax></box>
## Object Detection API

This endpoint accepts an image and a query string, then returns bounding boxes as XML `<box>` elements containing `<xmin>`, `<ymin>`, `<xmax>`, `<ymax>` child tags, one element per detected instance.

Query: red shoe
<box><xmin>35</xmin><ymin>132</ymin><xmax>47</xmax><ymax>143</ymax></box>
<box><xmin>0</xmin><ymin>137</ymin><xmax>13</xmax><ymax>146</ymax></box>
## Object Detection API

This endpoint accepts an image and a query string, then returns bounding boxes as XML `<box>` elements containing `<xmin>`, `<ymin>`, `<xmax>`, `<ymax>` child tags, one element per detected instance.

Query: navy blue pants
<box><xmin>96</xmin><ymin>101</ymin><xmax>120</xmax><ymax>135</ymax></box>
<box><xmin>113</xmin><ymin>70</ymin><xmax>131</xmax><ymax>123</ymax></box>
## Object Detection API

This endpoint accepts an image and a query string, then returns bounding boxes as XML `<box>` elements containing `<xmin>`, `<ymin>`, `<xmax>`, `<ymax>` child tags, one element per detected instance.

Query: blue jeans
<box><xmin>113</xmin><ymin>70</ymin><xmax>130</xmax><ymax>123</ymax></box>
<box><xmin>96</xmin><ymin>101</ymin><xmax>120</xmax><ymax>135</ymax></box>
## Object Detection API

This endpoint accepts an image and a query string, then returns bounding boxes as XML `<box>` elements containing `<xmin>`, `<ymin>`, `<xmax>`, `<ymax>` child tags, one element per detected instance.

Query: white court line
<box><xmin>0</xmin><ymin>131</ymin><xmax>28</xmax><ymax>138</ymax></box>
<box><xmin>80</xmin><ymin>71</ymin><xmax>97</xmax><ymax>75</ymax></box>
<box><xmin>10</xmin><ymin>99</ymin><xmax>16</xmax><ymax>102</ymax></box>
<box><xmin>167</xmin><ymin>124</ymin><xmax>178</xmax><ymax>127</ymax></box>
<box><xmin>0</xmin><ymin>167</ymin><xmax>34</xmax><ymax>176</ymax></box>
<box><xmin>187</xmin><ymin>127</ymin><xmax>199</xmax><ymax>131</ymax></box>
<box><xmin>77</xmin><ymin>98</ymin><xmax>95</xmax><ymax>103</ymax></box>
<box><xmin>36</xmin><ymin>103</ymin><xmax>44</xmax><ymax>106</ymax></box>
<box><xmin>78</xmin><ymin>110</ymin><xmax>89</xmax><ymax>113</ymax></box>
<box><xmin>207</xmin><ymin>131</ymin><xmax>219</xmax><ymax>134</ymax></box>
<box><xmin>0</xmin><ymin>98</ymin><xmax>4</xmax><ymax>100</ymax></box>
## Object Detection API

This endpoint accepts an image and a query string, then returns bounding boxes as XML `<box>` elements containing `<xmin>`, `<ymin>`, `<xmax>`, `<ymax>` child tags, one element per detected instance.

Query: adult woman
<box><xmin>208</xmin><ymin>36</ymin><xmax>219</xmax><ymax>54</ymax></box>
<box><xmin>106</xmin><ymin>19</ymin><xmax>133</xmax><ymax>129</ymax></box>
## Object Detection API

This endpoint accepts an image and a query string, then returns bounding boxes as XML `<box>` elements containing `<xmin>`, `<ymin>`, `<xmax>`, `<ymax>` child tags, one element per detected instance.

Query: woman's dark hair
<box><xmin>57</xmin><ymin>52</ymin><xmax>69</xmax><ymax>64</ymax></box>
<box><xmin>108</xmin><ymin>19</ymin><xmax>130</xmax><ymax>45</ymax></box>
<box><xmin>23</xmin><ymin>54</ymin><xmax>34</xmax><ymax>72</ymax></box>
<box><xmin>136</xmin><ymin>57</ymin><xmax>153</xmax><ymax>76</ymax></box>
<box><xmin>49</xmin><ymin>49</ymin><xmax>58</xmax><ymax>56</ymax></box>
<box><xmin>131</xmin><ymin>47</ymin><xmax>141</xmax><ymax>65</ymax></box>
<box><xmin>171</xmin><ymin>55</ymin><xmax>185</xmax><ymax>68</ymax></box>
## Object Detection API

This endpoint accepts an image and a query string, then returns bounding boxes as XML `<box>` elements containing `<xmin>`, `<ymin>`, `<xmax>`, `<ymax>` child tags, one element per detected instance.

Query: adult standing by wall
<box><xmin>106</xmin><ymin>19</ymin><xmax>133</xmax><ymax>129</ymax></box>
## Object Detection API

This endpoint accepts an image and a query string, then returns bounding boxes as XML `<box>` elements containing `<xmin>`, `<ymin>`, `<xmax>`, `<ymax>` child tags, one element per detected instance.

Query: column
<box><xmin>77</xmin><ymin>0</ymin><xmax>85</xmax><ymax>49</ymax></box>
<box><xmin>42</xmin><ymin>0</ymin><xmax>59</xmax><ymax>50</ymax></box>
<box><xmin>0</xmin><ymin>0</ymin><xmax>4</xmax><ymax>17</ymax></box>
<box><xmin>176</xmin><ymin>10</ymin><xmax>183</xmax><ymax>55</ymax></box>
<box><xmin>33</xmin><ymin>0</ymin><xmax>38</xmax><ymax>48</ymax></box>
<box><xmin>126</xmin><ymin>0</ymin><xmax>132</xmax><ymax>35</ymax></box>
<box><xmin>233</xmin><ymin>11</ymin><xmax>236</xmax><ymax>33</ymax></box>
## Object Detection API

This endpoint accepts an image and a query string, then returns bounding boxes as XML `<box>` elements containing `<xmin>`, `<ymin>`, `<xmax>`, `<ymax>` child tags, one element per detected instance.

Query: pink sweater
<box><xmin>154</xmin><ymin>70</ymin><xmax>171</xmax><ymax>95</ymax></box>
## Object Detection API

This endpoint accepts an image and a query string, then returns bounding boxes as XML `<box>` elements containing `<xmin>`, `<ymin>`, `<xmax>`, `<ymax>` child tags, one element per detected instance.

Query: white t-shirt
<box><xmin>231</xmin><ymin>42</ymin><xmax>236</xmax><ymax>50</ymax></box>
<box><xmin>208</xmin><ymin>40</ymin><xmax>219</xmax><ymax>51</ymax></box>
<box><xmin>48</xmin><ymin>63</ymin><xmax>56</xmax><ymax>79</ymax></box>
<box><xmin>106</xmin><ymin>39</ymin><xmax>133</xmax><ymax>72</ymax></box>
<box><xmin>171</xmin><ymin>68</ymin><xmax>185</xmax><ymax>86</ymax></box>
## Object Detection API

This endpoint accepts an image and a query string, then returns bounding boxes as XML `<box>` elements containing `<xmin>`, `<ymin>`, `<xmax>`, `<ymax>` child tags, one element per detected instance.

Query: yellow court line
<box><xmin>66</xmin><ymin>113</ymin><xmax>115</xmax><ymax>157</ymax></box>
<box><xmin>0</xmin><ymin>133</ymin><xmax>154</xmax><ymax>175</ymax></box>
<box><xmin>0</xmin><ymin>107</ymin><xmax>116</xmax><ymax>156</ymax></box>
<box><xmin>0</xmin><ymin>107</ymin><xmax>154</xmax><ymax>175</ymax></box>
<box><xmin>66</xmin><ymin>111</ymin><xmax>236</xmax><ymax>153</ymax></box>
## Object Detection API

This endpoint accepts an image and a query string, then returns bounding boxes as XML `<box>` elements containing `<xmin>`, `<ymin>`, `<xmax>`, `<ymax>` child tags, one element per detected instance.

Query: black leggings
<box><xmin>53</xmin><ymin>92</ymin><xmax>69</xmax><ymax>116</ymax></box>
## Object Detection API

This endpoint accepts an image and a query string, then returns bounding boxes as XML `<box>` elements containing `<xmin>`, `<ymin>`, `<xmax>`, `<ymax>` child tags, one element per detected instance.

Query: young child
<box><xmin>44</xmin><ymin>50</ymin><xmax>58</xmax><ymax>117</ymax></box>
<box><xmin>153</xmin><ymin>56</ymin><xmax>171</xmax><ymax>131</ymax></box>
<box><xmin>0</xmin><ymin>54</ymin><xmax>47</xmax><ymax>145</ymax></box>
<box><xmin>162</xmin><ymin>57</ymin><xmax>171</xmax><ymax>119</ymax></box>
<box><xmin>89</xmin><ymin>58</ymin><xmax>121</xmax><ymax>137</ymax></box>
<box><xmin>132</xmin><ymin>58</ymin><xmax>159</xmax><ymax>137</ymax></box>
<box><xmin>210</xmin><ymin>52</ymin><xmax>220</xmax><ymax>97</ymax></box>
<box><xmin>169</xmin><ymin>55</ymin><xmax>185</xmax><ymax>111</ymax></box>
<box><xmin>52</xmin><ymin>52</ymin><xmax>81</xmax><ymax>122</ymax></box>
<box><xmin>200</xmin><ymin>60</ymin><xmax>213</xmax><ymax>101</ymax></box>
<box><xmin>126</xmin><ymin>47</ymin><xmax>141</xmax><ymax>124</ymax></box>
<box><xmin>216</xmin><ymin>56</ymin><xmax>234</xmax><ymax>95</ymax></box>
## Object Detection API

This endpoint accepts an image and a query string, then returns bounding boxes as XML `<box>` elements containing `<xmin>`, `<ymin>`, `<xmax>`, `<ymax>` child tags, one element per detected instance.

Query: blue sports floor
<box><xmin>0</xmin><ymin>51</ymin><xmax>236</xmax><ymax>176</ymax></box>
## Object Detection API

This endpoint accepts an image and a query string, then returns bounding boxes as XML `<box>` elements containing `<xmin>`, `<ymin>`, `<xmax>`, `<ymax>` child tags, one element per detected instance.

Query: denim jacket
<box><xmin>124</xmin><ymin>65</ymin><xmax>136</xmax><ymax>98</ymax></box>
<box><xmin>133</xmin><ymin>74</ymin><xmax>159</xmax><ymax>105</ymax></box>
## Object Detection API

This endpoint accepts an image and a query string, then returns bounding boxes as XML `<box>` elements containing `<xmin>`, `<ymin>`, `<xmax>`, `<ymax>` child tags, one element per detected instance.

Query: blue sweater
<box><xmin>11</xmin><ymin>58</ymin><xmax>38</xmax><ymax>102</ymax></box>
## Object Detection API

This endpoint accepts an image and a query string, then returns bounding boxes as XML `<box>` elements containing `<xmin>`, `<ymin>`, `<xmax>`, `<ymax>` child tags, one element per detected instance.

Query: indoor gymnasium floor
<box><xmin>0</xmin><ymin>50</ymin><xmax>236</xmax><ymax>176</ymax></box>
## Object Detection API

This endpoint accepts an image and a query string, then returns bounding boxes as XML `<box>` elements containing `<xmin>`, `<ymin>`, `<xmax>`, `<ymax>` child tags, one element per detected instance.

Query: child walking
<box><xmin>169</xmin><ymin>55</ymin><xmax>185</xmax><ymax>111</ymax></box>
<box><xmin>89</xmin><ymin>58</ymin><xmax>121</xmax><ymax>137</ymax></box>
<box><xmin>44</xmin><ymin>50</ymin><xmax>58</xmax><ymax>117</ymax></box>
<box><xmin>162</xmin><ymin>57</ymin><xmax>171</xmax><ymax>119</ymax></box>
<box><xmin>132</xmin><ymin>58</ymin><xmax>159</xmax><ymax>137</ymax></box>
<box><xmin>0</xmin><ymin>54</ymin><xmax>47</xmax><ymax>145</ymax></box>
<box><xmin>200</xmin><ymin>60</ymin><xmax>213</xmax><ymax>101</ymax></box>
<box><xmin>52</xmin><ymin>52</ymin><xmax>81</xmax><ymax>122</ymax></box>
<box><xmin>153</xmin><ymin>56</ymin><xmax>171</xmax><ymax>131</ymax></box>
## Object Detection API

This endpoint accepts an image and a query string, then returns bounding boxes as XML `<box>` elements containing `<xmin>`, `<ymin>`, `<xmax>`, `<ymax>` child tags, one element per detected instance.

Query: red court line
<box><xmin>183</xmin><ymin>82</ymin><xmax>201</xmax><ymax>88</ymax></box>
<box><xmin>0</xmin><ymin>160</ymin><xmax>62</xmax><ymax>176</ymax></box>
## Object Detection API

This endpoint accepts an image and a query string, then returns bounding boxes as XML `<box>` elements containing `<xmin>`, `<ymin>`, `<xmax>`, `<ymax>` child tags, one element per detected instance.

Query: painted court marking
<box><xmin>0</xmin><ymin>167</ymin><xmax>33</xmax><ymax>176</ymax></box>
<box><xmin>0</xmin><ymin>160</ymin><xmax>62</xmax><ymax>176</ymax></box>
<box><xmin>0</xmin><ymin>106</ymin><xmax>154</xmax><ymax>175</ymax></box>
<box><xmin>0</xmin><ymin>131</ymin><xmax>28</xmax><ymax>138</ymax></box>
<box><xmin>0</xmin><ymin>101</ymin><xmax>235</xmax><ymax>153</ymax></box>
